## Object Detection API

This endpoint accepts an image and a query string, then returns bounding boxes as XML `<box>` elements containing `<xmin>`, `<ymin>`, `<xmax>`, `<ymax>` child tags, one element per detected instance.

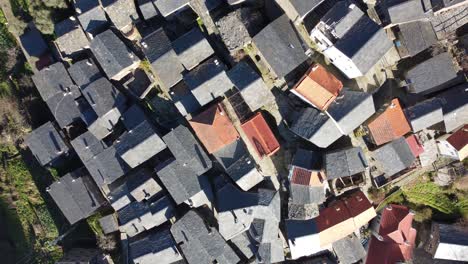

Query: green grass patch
<box><xmin>87</xmin><ymin>212</ymin><xmax>104</xmax><ymax>237</ymax></box>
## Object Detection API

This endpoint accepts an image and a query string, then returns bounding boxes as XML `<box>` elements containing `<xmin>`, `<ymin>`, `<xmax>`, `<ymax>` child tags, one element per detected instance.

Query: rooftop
<box><xmin>25</xmin><ymin>122</ymin><xmax>69</xmax><ymax>166</ymax></box>
<box><xmin>404</xmin><ymin>98</ymin><xmax>444</xmax><ymax>132</ymax></box>
<box><xmin>129</xmin><ymin>228</ymin><xmax>183</xmax><ymax>264</ymax></box>
<box><xmin>398</xmin><ymin>20</ymin><xmax>437</xmax><ymax>57</ymax></box>
<box><xmin>32</xmin><ymin>62</ymin><xmax>75</xmax><ymax>102</ymax></box>
<box><xmin>173</xmin><ymin>27</ymin><xmax>215</xmax><ymax>70</ymax></box>
<box><xmin>319</xmin><ymin>1</ymin><xmax>365</xmax><ymax>39</ymax></box>
<box><xmin>372</xmin><ymin>137</ymin><xmax>416</xmax><ymax>177</ymax></box>
<box><xmin>54</xmin><ymin>16</ymin><xmax>90</xmax><ymax>58</ymax></box>
<box><xmin>67</xmin><ymin>58</ymin><xmax>103</xmax><ymax>88</ymax></box>
<box><xmin>446</xmin><ymin>124</ymin><xmax>468</xmax><ymax>151</ymax></box>
<box><xmin>240</xmin><ymin>112</ymin><xmax>280</xmax><ymax>157</ymax></box>
<box><xmin>325</xmin><ymin>147</ymin><xmax>368</xmax><ymax>180</ymax></box>
<box><xmin>436</xmin><ymin>83</ymin><xmax>468</xmax><ymax>132</ymax></box>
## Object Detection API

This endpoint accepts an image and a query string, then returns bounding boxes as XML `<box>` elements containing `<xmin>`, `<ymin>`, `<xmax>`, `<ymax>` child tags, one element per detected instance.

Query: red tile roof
<box><xmin>292</xmin><ymin>64</ymin><xmax>343</xmax><ymax>111</ymax></box>
<box><xmin>405</xmin><ymin>135</ymin><xmax>424</xmax><ymax>157</ymax></box>
<box><xmin>290</xmin><ymin>167</ymin><xmax>325</xmax><ymax>187</ymax></box>
<box><xmin>241</xmin><ymin>112</ymin><xmax>280</xmax><ymax>158</ymax></box>
<box><xmin>447</xmin><ymin>124</ymin><xmax>468</xmax><ymax>151</ymax></box>
<box><xmin>189</xmin><ymin>103</ymin><xmax>239</xmax><ymax>154</ymax></box>
<box><xmin>366</xmin><ymin>204</ymin><xmax>417</xmax><ymax>264</ymax></box>
<box><xmin>368</xmin><ymin>99</ymin><xmax>411</xmax><ymax>146</ymax></box>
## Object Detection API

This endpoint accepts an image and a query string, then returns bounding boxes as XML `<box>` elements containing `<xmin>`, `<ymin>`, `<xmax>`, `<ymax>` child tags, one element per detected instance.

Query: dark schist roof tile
<box><xmin>137</xmin><ymin>0</ymin><xmax>159</xmax><ymax>20</ymax></box>
<box><xmin>163</xmin><ymin>125</ymin><xmax>212</xmax><ymax>176</ymax></box>
<box><xmin>172</xmin><ymin>27</ymin><xmax>215</xmax><ymax>70</ymax></box>
<box><xmin>25</xmin><ymin>122</ymin><xmax>69</xmax><ymax>166</ymax></box>
<box><xmin>292</xmin><ymin>149</ymin><xmax>321</xmax><ymax>170</ymax></box>
<box><xmin>332</xmin><ymin>235</ymin><xmax>366</xmax><ymax>264</ymax></box>
<box><xmin>290</xmin><ymin>0</ymin><xmax>325</xmax><ymax>18</ymax></box>
<box><xmin>436</xmin><ymin>84</ymin><xmax>468</xmax><ymax>132</ymax></box>
<box><xmin>320</xmin><ymin>1</ymin><xmax>365</xmax><ymax>39</ymax></box>
<box><xmin>141</xmin><ymin>28</ymin><xmax>184</xmax><ymax>89</ymax></box>
<box><xmin>373</xmin><ymin>137</ymin><xmax>416</xmax><ymax>177</ymax></box>
<box><xmin>45</xmin><ymin>88</ymin><xmax>83</xmax><ymax>128</ymax></box>
<box><xmin>84</xmin><ymin>146</ymin><xmax>130</xmax><ymax>187</ymax></box>
<box><xmin>399</xmin><ymin>20</ymin><xmax>437</xmax><ymax>57</ymax></box>
<box><xmin>99</xmin><ymin>214</ymin><xmax>119</xmax><ymax>234</ymax></box>
<box><xmin>103</xmin><ymin>0</ymin><xmax>138</xmax><ymax>31</ymax></box>
<box><xmin>82</xmin><ymin>77</ymin><xmax>127</xmax><ymax>117</ymax></box>
<box><xmin>68</xmin><ymin>59</ymin><xmax>103</xmax><ymax>88</ymax></box>
<box><xmin>404</xmin><ymin>98</ymin><xmax>444</xmax><ymax>132</ymax></box>
<box><xmin>325</xmin><ymin>147</ymin><xmax>367</xmax><ymax>179</ymax></box>
<box><xmin>121</xmin><ymin>104</ymin><xmax>147</xmax><ymax>130</ymax></box>
<box><xmin>387</xmin><ymin>0</ymin><xmax>427</xmax><ymax>25</ymax></box>
<box><xmin>90</xmin><ymin>30</ymin><xmax>139</xmax><ymax>79</ymax></box>
<box><xmin>32</xmin><ymin>62</ymin><xmax>75</xmax><ymax>102</ymax></box>
<box><xmin>129</xmin><ymin>228</ymin><xmax>183</xmax><ymax>264</ymax></box>
<box><xmin>253</xmin><ymin>14</ymin><xmax>308</xmax><ymax>78</ymax></box>
<box><xmin>153</xmin><ymin>0</ymin><xmax>190</xmax><ymax>17</ymax></box>
<box><xmin>71</xmin><ymin>131</ymin><xmax>106</xmax><ymax>163</ymax></box>
<box><xmin>76</xmin><ymin>4</ymin><xmax>108</xmax><ymax>35</ymax></box>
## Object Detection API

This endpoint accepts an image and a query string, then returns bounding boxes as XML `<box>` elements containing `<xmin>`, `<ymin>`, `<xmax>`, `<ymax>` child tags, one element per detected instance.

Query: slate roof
<box><xmin>141</xmin><ymin>27</ymin><xmax>184</xmax><ymax>90</ymax></box>
<box><xmin>436</xmin><ymin>84</ymin><xmax>468</xmax><ymax>132</ymax></box>
<box><xmin>386</xmin><ymin>0</ymin><xmax>427</xmax><ymax>25</ymax></box>
<box><xmin>129</xmin><ymin>228</ymin><xmax>183</xmax><ymax>264</ymax></box>
<box><xmin>253</xmin><ymin>14</ymin><xmax>308</xmax><ymax>79</ymax></box>
<box><xmin>289</xmin><ymin>0</ymin><xmax>325</xmax><ymax>19</ymax></box>
<box><xmin>285</xmin><ymin>218</ymin><xmax>321</xmax><ymax>259</ymax></box>
<box><xmin>121</xmin><ymin>104</ymin><xmax>147</xmax><ymax>131</ymax></box>
<box><xmin>184</xmin><ymin>57</ymin><xmax>233</xmax><ymax>107</ymax></box>
<box><xmin>48</xmin><ymin>168</ymin><xmax>104</xmax><ymax>224</ymax></box>
<box><xmin>292</xmin><ymin>63</ymin><xmax>343</xmax><ymax>111</ymax></box>
<box><xmin>289</xmin><ymin>107</ymin><xmax>343</xmax><ymax>148</ymax></box>
<box><xmin>334</xmin><ymin>16</ymin><xmax>393</xmax><ymax>75</ymax></box>
<box><xmin>169</xmin><ymin>80</ymin><xmax>202</xmax><ymax>116</ymax></box>
<box><xmin>45</xmin><ymin>87</ymin><xmax>83</xmax><ymax>128</ymax></box>
<box><xmin>155</xmin><ymin>159</ymin><xmax>211</xmax><ymax>205</ymax></box>
<box><xmin>213</xmin><ymin>140</ymin><xmax>264</xmax><ymax>191</ymax></box>
<box><xmin>115</xmin><ymin>120</ymin><xmax>166</xmax><ymax>168</ymax></box>
<box><xmin>406</xmin><ymin>52</ymin><xmax>461</xmax><ymax>95</ymax></box>
<box><xmin>332</xmin><ymin>235</ymin><xmax>366</xmax><ymax>264</ymax></box>
<box><xmin>319</xmin><ymin>1</ymin><xmax>365</xmax><ymax>39</ymax></box>
<box><xmin>227</xmin><ymin>61</ymin><xmax>273</xmax><ymax>112</ymax></box>
<box><xmin>67</xmin><ymin>59</ymin><xmax>103</xmax><ymax>88</ymax></box>
<box><xmin>84</xmin><ymin>146</ymin><xmax>130</xmax><ymax>187</ymax></box>
<box><xmin>170</xmin><ymin>210</ymin><xmax>240</xmax><ymax>264</ymax></box>
<box><xmin>82</xmin><ymin>77</ymin><xmax>127</xmax><ymax>117</ymax></box>
<box><xmin>241</xmin><ymin>112</ymin><xmax>280</xmax><ymax>157</ymax></box>
<box><xmin>372</xmin><ymin>137</ymin><xmax>416</xmax><ymax>177</ymax></box>
<box><xmin>173</xmin><ymin>28</ymin><xmax>215</xmax><ymax>70</ymax></box>
<box><xmin>325</xmin><ymin>147</ymin><xmax>367</xmax><ymax>180</ymax></box>
<box><xmin>103</xmin><ymin>0</ymin><xmax>138</xmax><ymax>31</ymax></box>
<box><xmin>123</xmin><ymin>68</ymin><xmax>154</xmax><ymax>99</ymax></box>
<box><xmin>162</xmin><ymin>125</ymin><xmax>212</xmax><ymax>176</ymax></box>
<box><xmin>189</xmin><ymin>103</ymin><xmax>239</xmax><ymax>154</ymax></box>
<box><xmin>153</xmin><ymin>0</ymin><xmax>190</xmax><ymax>17</ymax></box>
<box><xmin>54</xmin><ymin>17</ymin><xmax>90</xmax><ymax>57</ymax></box>
<box><xmin>99</xmin><ymin>214</ymin><xmax>119</xmax><ymax>234</ymax></box>
<box><xmin>25</xmin><ymin>122</ymin><xmax>69</xmax><ymax>166</ymax></box>
<box><xmin>76</xmin><ymin>3</ymin><xmax>108</xmax><ymax>35</ymax></box>
<box><xmin>71</xmin><ymin>131</ymin><xmax>107</xmax><ymax>163</ymax></box>
<box><xmin>90</xmin><ymin>30</ymin><xmax>139</xmax><ymax>80</ymax></box>
<box><xmin>398</xmin><ymin>21</ymin><xmax>437</xmax><ymax>57</ymax></box>
<box><xmin>32</xmin><ymin>62</ymin><xmax>75</xmax><ymax>102</ymax></box>
<box><xmin>126</xmin><ymin>168</ymin><xmax>162</xmax><ymax>202</ymax></box>
<box><xmin>367</xmin><ymin>98</ymin><xmax>411</xmax><ymax>146</ymax></box>
<box><xmin>327</xmin><ymin>89</ymin><xmax>376</xmax><ymax>135</ymax></box>
<box><xmin>290</xmin><ymin>184</ymin><xmax>326</xmax><ymax>205</ymax></box>
<box><xmin>404</xmin><ymin>98</ymin><xmax>444</xmax><ymax>132</ymax></box>
<box><xmin>433</xmin><ymin>223</ymin><xmax>468</xmax><ymax>261</ymax></box>
<box><xmin>137</xmin><ymin>0</ymin><xmax>159</xmax><ymax>20</ymax></box>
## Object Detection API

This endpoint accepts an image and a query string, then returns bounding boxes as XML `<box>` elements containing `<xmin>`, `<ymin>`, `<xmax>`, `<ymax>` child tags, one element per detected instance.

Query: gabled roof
<box><xmin>285</xmin><ymin>218</ymin><xmax>321</xmax><ymax>259</ymax></box>
<box><xmin>71</xmin><ymin>131</ymin><xmax>106</xmax><ymax>163</ymax></box>
<box><xmin>137</xmin><ymin>0</ymin><xmax>159</xmax><ymax>20</ymax></box>
<box><xmin>446</xmin><ymin>124</ymin><xmax>468</xmax><ymax>151</ymax></box>
<box><xmin>367</xmin><ymin>98</ymin><xmax>411</xmax><ymax>146</ymax></box>
<box><xmin>433</xmin><ymin>223</ymin><xmax>468</xmax><ymax>261</ymax></box>
<box><xmin>291</xmin><ymin>149</ymin><xmax>321</xmax><ymax>170</ymax></box>
<box><xmin>319</xmin><ymin>1</ymin><xmax>364</xmax><ymax>39</ymax></box>
<box><xmin>129</xmin><ymin>228</ymin><xmax>183</xmax><ymax>264</ymax></box>
<box><xmin>189</xmin><ymin>103</ymin><xmax>239</xmax><ymax>154</ymax></box>
<box><xmin>372</xmin><ymin>137</ymin><xmax>416</xmax><ymax>177</ymax></box>
<box><xmin>173</xmin><ymin>28</ymin><xmax>215</xmax><ymax>70</ymax></box>
<box><xmin>325</xmin><ymin>147</ymin><xmax>367</xmax><ymax>179</ymax></box>
<box><xmin>171</xmin><ymin>210</ymin><xmax>240</xmax><ymax>264</ymax></box>
<box><xmin>45</xmin><ymin>86</ymin><xmax>83</xmax><ymax>128</ymax></box>
<box><xmin>289</xmin><ymin>0</ymin><xmax>325</xmax><ymax>19</ymax></box>
<box><xmin>386</xmin><ymin>0</ymin><xmax>427</xmax><ymax>25</ymax></box>
<box><xmin>162</xmin><ymin>125</ymin><xmax>212</xmax><ymax>176</ymax></box>
<box><xmin>121</xmin><ymin>104</ymin><xmax>146</xmax><ymax>131</ymax></box>
<box><xmin>48</xmin><ymin>168</ymin><xmax>104</xmax><ymax>224</ymax></box>
<box><xmin>327</xmin><ymin>89</ymin><xmax>376</xmax><ymax>135</ymax></box>
<box><xmin>184</xmin><ymin>57</ymin><xmax>233</xmax><ymax>107</ymax></box>
<box><xmin>241</xmin><ymin>112</ymin><xmax>280</xmax><ymax>157</ymax></box>
<box><xmin>404</xmin><ymin>98</ymin><xmax>444</xmax><ymax>132</ymax></box>
<box><xmin>90</xmin><ymin>30</ymin><xmax>139</xmax><ymax>80</ymax></box>
<box><xmin>82</xmin><ymin>77</ymin><xmax>127</xmax><ymax>117</ymax></box>
<box><xmin>75</xmin><ymin>3</ymin><xmax>108</xmax><ymax>35</ymax></box>
<box><xmin>366</xmin><ymin>204</ymin><xmax>417</xmax><ymax>264</ymax></box>
<box><xmin>153</xmin><ymin>0</ymin><xmax>190</xmax><ymax>17</ymax></box>
<box><xmin>213</xmin><ymin>140</ymin><xmax>264</xmax><ymax>191</ymax></box>
<box><xmin>155</xmin><ymin>159</ymin><xmax>212</xmax><ymax>205</ymax></box>
<box><xmin>103</xmin><ymin>0</ymin><xmax>138</xmax><ymax>31</ymax></box>
<box><xmin>334</xmin><ymin>16</ymin><xmax>393</xmax><ymax>75</ymax></box>
<box><xmin>84</xmin><ymin>146</ymin><xmax>130</xmax><ymax>187</ymax></box>
<box><xmin>126</xmin><ymin>168</ymin><xmax>162</xmax><ymax>202</ymax></box>
<box><xmin>54</xmin><ymin>17</ymin><xmax>90</xmax><ymax>57</ymax></box>
<box><xmin>292</xmin><ymin>63</ymin><xmax>343</xmax><ymax>111</ymax></box>
<box><xmin>436</xmin><ymin>84</ymin><xmax>468</xmax><ymax>132</ymax></box>
<box><xmin>32</xmin><ymin>62</ymin><xmax>75</xmax><ymax>102</ymax></box>
<box><xmin>290</xmin><ymin>182</ymin><xmax>326</xmax><ymax>205</ymax></box>
<box><xmin>25</xmin><ymin>122</ymin><xmax>69</xmax><ymax>166</ymax></box>
<box><xmin>98</xmin><ymin>214</ymin><xmax>118</xmax><ymax>234</ymax></box>
<box><xmin>289</xmin><ymin>107</ymin><xmax>343</xmax><ymax>148</ymax></box>
<box><xmin>169</xmin><ymin>80</ymin><xmax>202</xmax><ymax>116</ymax></box>
<box><xmin>67</xmin><ymin>59</ymin><xmax>103</xmax><ymax>88</ymax></box>
<box><xmin>406</xmin><ymin>52</ymin><xmax>461</xmax><ymax>95</ymax></box>
<box><xmin>405</xmin><ymin>135</ymin><xmax>424</xmax><ymax>157</ymax></box>
<box><xmin>141</xmin><ymin>28</ymin><xmax>184</xmax><ymax>90</ymax></box>
<box><xmin>227</xmin><ymin>61</ymin><xmax>273</xmax><ymax>112</ymax></box>
<box><xmin>253</xmin><ymin>14</ymin><xmax>308</xmax><ymax>79</ymax></box>
<box><xmin>398</xmin><ymin>20</ymin><xmax>437</xmax><ymax>57</ymax></box>
<box><xmin>115</xmin><ymin>120</ymin><xmax>166</xmax><ymax>168</ymax></box>
<box><xmin>332</xmin><ymin>235</ymin><xmax>366</xmax><ymax>264</ymax></box>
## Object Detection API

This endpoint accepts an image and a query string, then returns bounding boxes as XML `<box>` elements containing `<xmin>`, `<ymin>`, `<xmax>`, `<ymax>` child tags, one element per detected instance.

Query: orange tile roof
<box><xmin>447</xmin><ymin>124</ymin><xmax>468</xmax><ymax>151</ymax></box>
<box><xmin>292</xmin><ymin>64</ymin><xmax>343</xmax><ymax>111</ymax></box>
<box><xmin>189</xmin><ymin>103</ymin><xmax>239</xmax><ymax>154</ymax></box>
<box><xmin>241</xmin><ymin>112</ymin><xmax>280</xmax><ymax>158</ymax></box>
<box><xmin>290</xmin><ymin>167</ymin><xmax>325</xmax><ymax>187</ymax></box>
<box><xmin>368</xmin><ymin>98</ymin><xmax>411</xmax><ymax>146</ymax></box>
